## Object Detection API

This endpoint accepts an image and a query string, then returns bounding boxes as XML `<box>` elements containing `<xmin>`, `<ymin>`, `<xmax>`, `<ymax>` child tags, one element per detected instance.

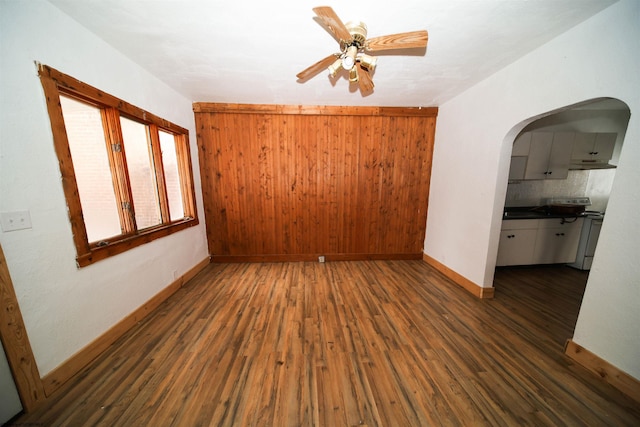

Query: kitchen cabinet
<box><xmin>508</xmin><ymin>133</ymin><xmax>530</xmax><ymax>180</ymax></box>
<box><xmin>571</xmin><ymin>132</ymin><xmax>616</xmax><ymax>162</ymax></box>
<box><xmin>496</xmin><ymin>220</ymin><xmax>538</xmax><ymax>266</ymax></box>
<box><xmin>533</xmin><ymin>218</ymin><xmax>584</xmax><ymax>264</ymax></box>
<box><xmin>508</xmin><ymin>156</ymin><xmax>527</xmax><ymax>180</ymax></box>
<box><xmin>524</xmin><ymin>132</ymin><xmax>574</xmax><ymax>180</ymax></box>
<box><xmin>512</xmin><ymin>132</ymin><xmax>531</xmax><ymax>156</ymax></box>
<box><xmin>496</xmin><ymin>218</ymin><xmax>584</xmax><ymax>266</ymax></box>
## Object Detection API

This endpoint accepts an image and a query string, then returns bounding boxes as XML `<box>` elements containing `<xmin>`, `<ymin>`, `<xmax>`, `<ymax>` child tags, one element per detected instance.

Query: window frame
<box><xmin>38</xmin><ymin>64</ymin><xmax>198</xmax><ymax>267</ymax></box>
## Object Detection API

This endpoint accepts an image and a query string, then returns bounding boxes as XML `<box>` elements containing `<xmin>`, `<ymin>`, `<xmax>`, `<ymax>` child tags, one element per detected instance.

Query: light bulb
<box><xmin>341</xmin><ymin>46</ymin><xmax>358</xmax><ymax>71</ymax></box>
<box><xmin>342</xmin><ymin>55</ymin><xmax>355</xmax><ymax>70</ymax></box>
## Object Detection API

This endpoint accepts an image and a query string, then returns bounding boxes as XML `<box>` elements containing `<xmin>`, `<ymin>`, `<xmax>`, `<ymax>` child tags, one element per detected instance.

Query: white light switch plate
<box><xmin>1</xmin><ymin>211</ymin><xmax>32</xmax><ymax>232</ymax></box>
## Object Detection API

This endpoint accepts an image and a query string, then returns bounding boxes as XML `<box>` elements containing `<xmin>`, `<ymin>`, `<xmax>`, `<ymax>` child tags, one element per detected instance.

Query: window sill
<box><xmin>76</xmin><ymin>217</ymin><xmax>199</xmax><ymax>267</ymax></box>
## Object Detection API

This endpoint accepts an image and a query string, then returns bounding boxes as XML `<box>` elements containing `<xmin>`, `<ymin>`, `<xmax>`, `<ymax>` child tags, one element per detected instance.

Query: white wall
<box><xmin>0</xmin><ymin>0</ymin><xmax>208</xmax><ymax>375</ymax></box>
<box><xmin>425</xmin><ymin>0</ymin><xmax>639</xmax><ymax>379</ymax></box>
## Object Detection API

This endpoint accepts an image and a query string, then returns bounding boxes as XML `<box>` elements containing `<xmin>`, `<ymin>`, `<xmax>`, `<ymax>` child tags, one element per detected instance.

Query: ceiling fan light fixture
<box><xmin>298</xmin><ymin>7</ymin><xmax>428</xmax><ymax>94</ymax></box>
<box><xmin>341</xmin><ymin>45</ymin><xmax>358</xmax><ymax>71</ymax></box>
<box><xmin>357</xmin><ymin>54</ymin><xmax>377</xmax><ymax>72</ymax></box>
<box><xmin>349</xmin><ymin>67</ymin><xmax>359</xmax><ymax>83</ymax></box>
<box><xmin>328</xmin><ymin>58</ymin><xmax>343</xmax><ymax>77</ymax></box>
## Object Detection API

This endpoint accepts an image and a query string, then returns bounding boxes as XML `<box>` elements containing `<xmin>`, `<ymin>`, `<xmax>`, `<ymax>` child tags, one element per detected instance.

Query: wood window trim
<box><xmin>38</xmin><ymin>64</ymin><xmax>198</xmax><ymax>267</ymax></box>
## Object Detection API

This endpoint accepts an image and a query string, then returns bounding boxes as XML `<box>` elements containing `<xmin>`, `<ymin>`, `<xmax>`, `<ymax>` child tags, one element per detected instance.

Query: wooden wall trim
<box><xmin>41</xmin><ymin>257</ymin><xmax>210</xmax><ymax>397</ymax></box>
<box><xmin>0</xmin><ymin>243</ymin><xmax>46</xmax><ymax>411</ymax></box>
<box><xmin>565</xmin><ymin>339</ymin><xmax>640</xmax><ymax>404</ymax></box>
<box><xmin>193</xmin><ymin>102</ymin><xmax>438</xmax><ymax>117</ymax></box>
<box><xmin>422</xmin><ymin>253</ymin><xmax>495</xmax><ymax>299</ymax></box>
<box><xmin>211</xmin><ymin>253</ymin><xmax>423</xmax><ymax>263</ymax></box>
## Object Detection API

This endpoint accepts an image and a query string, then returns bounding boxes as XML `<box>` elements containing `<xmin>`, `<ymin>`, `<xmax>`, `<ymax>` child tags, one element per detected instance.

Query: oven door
<box><xmin>585</xmin><ymin>219</ymin><xmax>603</xmax><ymax>258</ymax></box>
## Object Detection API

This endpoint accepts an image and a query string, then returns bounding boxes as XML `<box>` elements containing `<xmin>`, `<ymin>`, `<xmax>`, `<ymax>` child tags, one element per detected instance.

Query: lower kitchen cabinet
<box><xmin>496</xmin><ymin>220</ymin><xmax>538</xmax><ymax>266</ymax></box>
<box><xmin>496</xmin><ymin>218</ymin><xmax>584</xmax><ymax>266</ymax></box>
<box><xmin>533</xmin><ymin>218</ymin><xmax>583</xmax><ymax>264</ymax></box>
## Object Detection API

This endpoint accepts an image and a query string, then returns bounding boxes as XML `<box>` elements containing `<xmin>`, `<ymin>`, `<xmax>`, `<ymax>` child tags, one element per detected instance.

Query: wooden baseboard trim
<box><xmin>564</xmin><ymin>339</ymin><xmax>640</xmax><ymax>403</ymax></box>
<box><xmin>211</xmin><ymin>253</ymin><xmax>423</xmax><ymax>263</ymax></box>
<box><xmin>41</xmin><ymin>257</ymin><xmax>210</xmax><ymax>396</ymax></box>
<box><xmin>422</xmin><ymin>253</ymin><xmax>494</xmax><ymax>299</ymax></box>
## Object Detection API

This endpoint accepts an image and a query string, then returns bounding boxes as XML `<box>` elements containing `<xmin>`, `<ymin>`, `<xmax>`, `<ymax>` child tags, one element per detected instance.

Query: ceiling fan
<box><xmin>296</xmin><ymin>6</ymin><xmax>428</xmax><ymax>94</ymax></box>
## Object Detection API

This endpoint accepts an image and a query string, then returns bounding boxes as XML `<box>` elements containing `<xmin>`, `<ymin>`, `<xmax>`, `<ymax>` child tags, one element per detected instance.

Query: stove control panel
<box><xmin>544</xmin><ymin>197</ymin><xmax>591</xmax><ymax>206</ymax></box>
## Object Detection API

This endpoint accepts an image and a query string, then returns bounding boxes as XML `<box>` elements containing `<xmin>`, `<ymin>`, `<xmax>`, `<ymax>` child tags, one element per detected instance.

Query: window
<box><xmin>39</xmin><ymin>64</ymin><xmax>198</xmax><ymax>267</ymax></box>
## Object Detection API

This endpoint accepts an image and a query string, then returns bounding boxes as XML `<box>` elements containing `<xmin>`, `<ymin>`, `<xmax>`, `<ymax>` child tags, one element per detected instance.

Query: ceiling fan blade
<box><xmin>312</xmin><ymin>6</ymin><xmax>353</xmax><ymax>43</ymax></box>
<box><xmin>357</xmin><ymin>63</ymin><xmax>374</xmax><ymax>93</ymax></box>
<box><xmin>296</xmin><ymin>54</ymin><xmax>339</xmax><ymax>81</ymax></box>
<box><xmin>365</xmin><ymin>30</ymin><xmax>428</xmax><ymax>52</ymax></box>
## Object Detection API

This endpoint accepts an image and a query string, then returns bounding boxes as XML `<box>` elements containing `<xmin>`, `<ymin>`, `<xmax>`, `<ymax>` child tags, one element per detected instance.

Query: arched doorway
<box><xmin>493</xmin><ymin>97</ymin><xmax>630</xmax><ymax>341</ymax></box>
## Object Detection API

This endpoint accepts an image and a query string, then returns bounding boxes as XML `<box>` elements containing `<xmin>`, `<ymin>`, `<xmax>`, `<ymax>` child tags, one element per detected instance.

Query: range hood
<box><xmin>569</xmin><ymin>160</ymin><xmax>617</xmax><ymax>170</ymax></box>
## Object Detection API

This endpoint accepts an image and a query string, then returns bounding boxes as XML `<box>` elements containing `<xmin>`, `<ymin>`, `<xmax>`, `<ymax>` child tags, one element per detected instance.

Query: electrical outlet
<box><xmin>1</xmin><ymin>210</ymin><xmax>32</xmax><ymax>232</ymax></box>
<box><xmin>318</xmin><ymin>256</ymin><xmax>325</xmax><ymax>263</ymax></box>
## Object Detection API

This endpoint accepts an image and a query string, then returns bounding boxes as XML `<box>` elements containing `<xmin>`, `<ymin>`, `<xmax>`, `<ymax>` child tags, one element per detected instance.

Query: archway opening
<box><xmin>493</xmin><ymin>97</ymin><xmax>630</xmax><ymax>344</ymax></box>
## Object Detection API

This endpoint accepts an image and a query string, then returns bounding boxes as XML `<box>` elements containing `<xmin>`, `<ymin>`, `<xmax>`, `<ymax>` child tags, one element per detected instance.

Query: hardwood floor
<box><xmin>14</xmin><ymin>261</ymin><xmax>640</xmax><ymax>426</ymax></box>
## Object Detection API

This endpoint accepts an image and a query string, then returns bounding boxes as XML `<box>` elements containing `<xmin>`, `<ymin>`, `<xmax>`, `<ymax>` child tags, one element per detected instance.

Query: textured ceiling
<box><xmin>47</xmin><ymin>0</ymin><xmax>617</xmax><ymax>107</ymax></box>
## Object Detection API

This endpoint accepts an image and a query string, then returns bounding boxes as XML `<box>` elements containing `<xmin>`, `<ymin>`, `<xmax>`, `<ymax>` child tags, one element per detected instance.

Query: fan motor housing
<box><xmin>345</xmin><ymin>21</ymin><xmax>367</xmax><ymax>48</ymax></box>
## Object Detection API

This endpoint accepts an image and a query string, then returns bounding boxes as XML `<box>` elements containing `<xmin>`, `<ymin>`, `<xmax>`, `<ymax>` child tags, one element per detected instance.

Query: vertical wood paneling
<box><xmin>194</xmin><ymin>104</ymin><xmax>437</xmax><ymax>260</ymax></box>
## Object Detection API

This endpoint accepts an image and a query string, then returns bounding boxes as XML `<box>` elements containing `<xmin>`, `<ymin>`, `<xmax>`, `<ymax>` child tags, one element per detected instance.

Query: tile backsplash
<box><xmin>505</xmin><ymin>168</ymin><xmax>615</xmax><ymax>211</ymax></box>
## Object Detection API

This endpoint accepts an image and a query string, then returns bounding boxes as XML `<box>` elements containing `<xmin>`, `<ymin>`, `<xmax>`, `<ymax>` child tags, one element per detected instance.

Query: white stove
<box><xmin>552</xmin><ymin>197</ymin><xmax>605</xmax><ymax>270</ymax></box>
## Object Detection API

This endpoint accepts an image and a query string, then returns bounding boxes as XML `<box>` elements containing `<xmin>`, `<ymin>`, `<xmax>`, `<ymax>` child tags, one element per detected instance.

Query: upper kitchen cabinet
<box><xmin>508</xmin><ymin>133</ymin><xmax>530</xmax><ymax>180</ymax></box>
<box><xmin>570</xmin><ymin>132</ymin><xmax>616</xmax><ymax>168</ymax></box>
<box><xmin>507</xmin><ymin>98</ymin><xmax>629</xmax><ymax>182</ymax></box>
<box><xmin>523</xmin><ymin>131</ymin><xmax>574</xmax><ymax>180</ymax></box>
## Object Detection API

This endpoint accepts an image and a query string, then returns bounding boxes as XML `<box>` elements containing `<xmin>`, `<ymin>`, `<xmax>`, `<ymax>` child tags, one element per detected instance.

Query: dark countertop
<box><xmin>502</xmin><ymin>206</ymin><xmax>603</xmax><ymax>220</ymax></box>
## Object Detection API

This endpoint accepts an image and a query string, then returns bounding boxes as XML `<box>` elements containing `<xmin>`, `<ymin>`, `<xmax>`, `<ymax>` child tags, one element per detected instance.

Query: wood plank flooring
<box><xmin>13</xmin><ymin>261</ymin><xmax>640</xmax><ymax>426</ymax></box>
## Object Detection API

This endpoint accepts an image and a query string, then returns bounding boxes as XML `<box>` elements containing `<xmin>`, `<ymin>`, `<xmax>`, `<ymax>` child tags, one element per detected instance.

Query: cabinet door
<box><xmin>592</xmin><ymin>133</ymin><xmax>616</xmax><ymax>161</ymax></box>
<box><xmin>496</xmin><ymin>229</ymin><xmax>538</xmax><ymax>266</ymax></box>
<box><xmin>546</xmin><ymin>132</ymin><xmax>574</xmax><ymax>179</ymax></box>
<box><xmin>509</xmin><ymin>156</ymin><xmax>527</xmax><ymax>180</ymax></box>
<box><xmin>572</xmin><ymin>133</ymin><xmax>597</xmax><ymax>160</ymax></box>
<box><xmin>533</xmin><ymin>219</ymin><xmax>583</xmax><ymax>264</ymax></box>
<box><xmin>512</xmin><ymin>133</ymin><xmax>531</xmax><ymax>156</ymax></box>
<box><xmin>572</xmin><ymin>132</ymin><xmax>616</xmax><ymax>161</ymax></box>
<box><xmin>524</xmin><ymin>132</ymin><xmax>554</xmax><ymax>180</ymax></box>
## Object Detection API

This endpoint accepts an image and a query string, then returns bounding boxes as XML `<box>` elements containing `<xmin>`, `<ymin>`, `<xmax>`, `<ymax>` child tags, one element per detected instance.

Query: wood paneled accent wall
<box><xmin>193</xmin><ymin>103</ymin><xmax>437</xmax><ymax>262</ymax></box>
